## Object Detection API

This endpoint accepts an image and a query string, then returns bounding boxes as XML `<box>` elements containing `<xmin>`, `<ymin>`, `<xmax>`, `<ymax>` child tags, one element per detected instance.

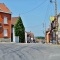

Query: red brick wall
<box><xmin>0</xmin><ymin>12</ymin><xmax>11</xmax><ymax>38</ymax></box>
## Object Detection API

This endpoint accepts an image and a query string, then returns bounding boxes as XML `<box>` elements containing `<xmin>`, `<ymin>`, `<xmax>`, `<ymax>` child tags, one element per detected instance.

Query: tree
<box><xmin>14</xmin><ymin>16</ymin><xmax>25</xmax><ymax>43</ymax></box>
<box><xmin>36</xmin><ymin>36</ymin><xmax>45</xmax><ymax>39</ymax></box>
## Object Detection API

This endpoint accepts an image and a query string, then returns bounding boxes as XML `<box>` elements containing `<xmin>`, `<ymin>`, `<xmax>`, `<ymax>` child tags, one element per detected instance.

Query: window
<box><xmin>4</xmin><ymin>29</ymin><xmax>8</xmax><ymax>37</ymax></box>
<box><xmin>4</xmin><ymin>17</ymin><xmax>8</xmax><ymax>24</ymax></box>
<box><xmin>0</xmin><ymin>23</ymin><xmax>2</xmax><ymax>28</ymax></box>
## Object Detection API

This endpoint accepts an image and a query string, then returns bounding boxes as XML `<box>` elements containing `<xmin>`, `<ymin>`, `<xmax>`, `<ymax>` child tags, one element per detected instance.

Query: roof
<box><xmin>27</xmin><ymin>32</ymin><xmax>34</xmax><ymax>38</ymax></box>
<box><xmin>11</xmin><ymin>17</ymin><xmax>18</xmax><ymax>25</ymax></box>
<box><xmin>0</xmin><ymin>3</ymin><xmax>11</xmax><ymax>14</ymax></box>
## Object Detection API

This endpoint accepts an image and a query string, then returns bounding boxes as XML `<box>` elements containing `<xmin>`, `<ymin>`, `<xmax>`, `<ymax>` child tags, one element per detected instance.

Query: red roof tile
<box><xmin>11</xmin><ymin>17</ymin><xmax>18</xmax><ymax>25</ymax></box>
<box><xmin>0</xmin><ymin>3</ymin><xmax>11</xmax><ymax>14</ymax></box>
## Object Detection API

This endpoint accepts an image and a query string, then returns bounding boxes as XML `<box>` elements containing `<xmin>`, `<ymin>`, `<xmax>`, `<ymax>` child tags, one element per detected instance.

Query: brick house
<box><xmin>0</xmin><ymin>3</ymin><xmax>11</xmax><ymax>42</ymax></box>
<box><xmin>0</xmin><ymin>3</ymin><xmax>29</xmax><ymax>43</ymax></box>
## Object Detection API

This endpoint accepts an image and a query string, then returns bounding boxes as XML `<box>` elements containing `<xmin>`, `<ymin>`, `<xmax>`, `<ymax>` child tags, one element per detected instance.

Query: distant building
<box><xmin>25</xmin><ymin>31</ymin><xmax>34</xmax><ymax>43</ymax></box>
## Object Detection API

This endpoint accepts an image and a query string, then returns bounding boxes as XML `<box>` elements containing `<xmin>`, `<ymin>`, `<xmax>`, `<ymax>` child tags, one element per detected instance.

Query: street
<box><xmin>0</xmin><ymin>43</ymin><xmax>60</xmax><ymax>60</ymax></box>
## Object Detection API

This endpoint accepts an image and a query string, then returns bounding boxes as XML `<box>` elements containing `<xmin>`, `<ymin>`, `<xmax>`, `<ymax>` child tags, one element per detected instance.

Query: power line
<box><xmin>43</xmin><ymin>2</ymin><xmax>50</xmax><ymax>25</ymax></box>
<box><xmin>25</xmin><ymin>1</ymin><xmax>50</xmax><ymax>29</ymax></box>
<box><xmin>42</xmin><ymin>1</ymin><xmax>50</xmax><ymax>33</ymax></box>
<box><xmin>20</xmin><ymin>0</ymin><xmax>48</xmax><ymax>15</ymax></box>
<box><xmin>25</xmin><ymin>24</ymin><xmax>42</xmax><ymax>29</ymax></box>
<box><xmin>24</xmin><ymin>0</ymin><xmax>52</xmax><ymax>36</ymax></box>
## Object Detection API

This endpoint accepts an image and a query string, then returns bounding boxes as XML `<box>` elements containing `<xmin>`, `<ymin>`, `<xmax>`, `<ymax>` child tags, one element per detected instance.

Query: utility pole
<box><xmin>43</xmin><ymin>22</ymin><xmax>46</xmax><ymax>42</ymax></box>
<box><xmin>50</xmin><ymin>0</ymin><xmax>57</xmax><ymax>19</ymax></box>
<box><xmin>55</xmin><ymin>0</ymin><xmax>57</xmax><ymax>16</ymax></box>
<box><xmin>42</xmin><ymin>23</ymin><xmax>44</xmax><ymax>37</ymax></box>
<box><xmin>55</xmin><ymin>0</ymin><xmax>58</xmax><ymax>44</ymax></box>
<box><xmin>50</xmin><ymin>0</ymin><xmax>58</xmax><ymax>44</ymax></box>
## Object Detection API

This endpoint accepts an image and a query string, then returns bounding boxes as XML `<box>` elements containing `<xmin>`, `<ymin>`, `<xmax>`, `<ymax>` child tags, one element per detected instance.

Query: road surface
<box><xmin>0</xmin><ymin>43</ymin><xmax>60</xmax><ymax>60</ymax></box>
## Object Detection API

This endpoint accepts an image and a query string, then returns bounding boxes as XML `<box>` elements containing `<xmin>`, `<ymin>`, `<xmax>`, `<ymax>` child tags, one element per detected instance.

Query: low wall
<box><xmin>0</xmin><ymin>38</ymin><xmax>11</xmax><ymax>42</ymax></box>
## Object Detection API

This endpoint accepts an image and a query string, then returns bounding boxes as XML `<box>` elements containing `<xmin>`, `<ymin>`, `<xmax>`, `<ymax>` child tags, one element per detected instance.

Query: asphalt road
<box><xmin>0</xmin><ymin>43</ymin><xmax>60</xmax><ymax>60</ymax></box>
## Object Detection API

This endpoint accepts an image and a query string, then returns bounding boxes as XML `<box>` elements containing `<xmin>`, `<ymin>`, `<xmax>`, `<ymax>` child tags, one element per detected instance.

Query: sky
<box><xmin>0</xmin><ymin>0</ymin><xmax>60</xmax><ymax>37</ymax></box>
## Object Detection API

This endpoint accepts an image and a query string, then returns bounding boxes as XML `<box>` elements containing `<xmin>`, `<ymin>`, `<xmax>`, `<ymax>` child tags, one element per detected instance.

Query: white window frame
<box><xmin>4</xmin><ymin>17</ymin><xmax>8</xmax><ymax>24</ymax></box>
<box><xmin>4</xmin><ymin>29</ymin><xmax>8</xmax><ymax>37</ymax></box>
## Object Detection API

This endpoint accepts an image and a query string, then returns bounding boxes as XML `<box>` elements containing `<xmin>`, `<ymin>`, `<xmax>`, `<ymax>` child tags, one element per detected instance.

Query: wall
<box><xmin>58</xmin><ymin>15</ymin><xmax>60</xmax><ymax>41</ymax></box>
<box><xmin>0</xmin><ymin>12</ymin><xmax>11</xmax><ymax>42</ymax></box>
<box><xmin>25</xmin><ymin>32</ymin><xmax>27</xmax><ymax>43</ymax></box>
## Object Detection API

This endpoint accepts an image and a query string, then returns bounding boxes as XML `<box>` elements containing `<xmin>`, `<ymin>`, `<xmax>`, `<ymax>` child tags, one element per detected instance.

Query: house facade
<box><xmin>57</xmin><ymin>14</ymin><xmax>60</xmax><ymax>43</ymax></box>
<box><xmin>45</xmin><ymin>28</ymin><xmax>50</xmax><ymax>43</ymax></box>
<box><xmin>0</xmin><ymin>3</ymin><xmax>11</xmax><ymax>42</ymax></box>
<box><xmin>11</xmin><ymin>17</ymin><xmax>18</xmax><ymax>42</ymax></box>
